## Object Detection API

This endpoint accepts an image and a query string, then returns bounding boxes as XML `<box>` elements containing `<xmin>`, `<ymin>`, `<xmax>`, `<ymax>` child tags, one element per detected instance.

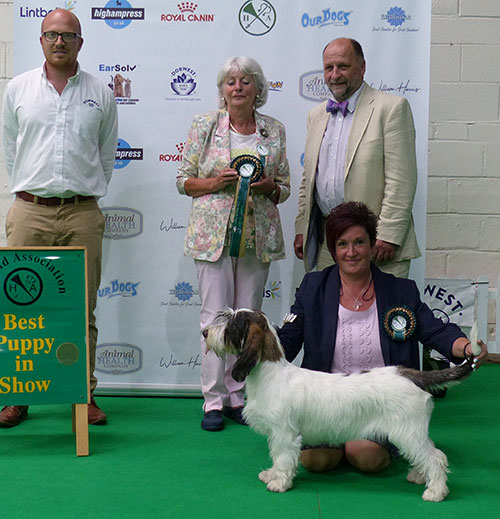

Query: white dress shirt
<box><xmin>315</xmin><ymin>83</ymin><xmax>365</xmax><ymax>216</ymax></box>
<box><xmin>2</xmin><ymin>64</ymin><xmax>118</xmax><ymax>198</ymax></box>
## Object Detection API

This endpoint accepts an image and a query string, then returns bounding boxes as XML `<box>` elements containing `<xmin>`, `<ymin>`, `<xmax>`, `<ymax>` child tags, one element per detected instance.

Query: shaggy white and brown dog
<box><xmin>203</xmin><ymin>308</ymin><xmax>476</xmax><ymax>502</ymax></box>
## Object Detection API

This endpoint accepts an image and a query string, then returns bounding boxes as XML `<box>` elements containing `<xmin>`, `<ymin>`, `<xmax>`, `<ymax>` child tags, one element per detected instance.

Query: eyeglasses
<box><xmin>42</xmin><ymin>32</ymin><xmax>81</xmax><ymax>43</ymax></box>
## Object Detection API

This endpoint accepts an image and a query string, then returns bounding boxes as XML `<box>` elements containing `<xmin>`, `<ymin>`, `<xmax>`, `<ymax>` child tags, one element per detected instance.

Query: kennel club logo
<box><xmin>299</xmin><ymin>70</ymin><xmax>330</xmax><ymax>102</ymax></box>
<box><xmin>160</xmin><ymin>2</ymin><xmax>215</xmax><ymax>22</ymax></box>
<box><xmin>3</xmin><ymin>267</ymin><xmax>43</xmax><ymax>306</ymax></box>
<box><xmin>1</xmin><ymin>253</ymin><xmax>69</xmax><ymax>305</ymax></box>
<box><xmin>91</xmin><ymin>0</ymin><xmax>145</xmax><ymax>30</ymax></box>
<box><xmin>167</xmin><ymin>67</ymin><xmax>201</xmax><ymax>102</ymax></box>
<box><xmin>239</xmin><ymin>0</ymin><xmax>276</xmax><ymax>36</ymax></box>
<box><xmin>96</xmin><ymin>343</ymin><xmax>142</xmax><ymax>375</ymax></box>
<box><xmin>300</xmin><ymin>7</ymin><xmax>352</xmax><ymax>29</ymax></box>
<box><xmin>102</xmin><ymin>207</ymin><xmax>143</xmax><ymax>240</ymax></box>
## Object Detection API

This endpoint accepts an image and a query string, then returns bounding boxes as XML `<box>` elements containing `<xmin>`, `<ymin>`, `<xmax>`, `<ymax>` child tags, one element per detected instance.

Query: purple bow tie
<box><xmin>326</xmin><ymin>99</ymin><xmax>349</xmax><ymax>117</ymax></box>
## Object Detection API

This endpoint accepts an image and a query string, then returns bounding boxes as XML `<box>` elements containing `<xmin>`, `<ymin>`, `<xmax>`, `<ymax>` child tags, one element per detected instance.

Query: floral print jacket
<box><xmin>176</xmin><ymin>110</ymin><xmax>290</xmax><ymax>263</ymax></box>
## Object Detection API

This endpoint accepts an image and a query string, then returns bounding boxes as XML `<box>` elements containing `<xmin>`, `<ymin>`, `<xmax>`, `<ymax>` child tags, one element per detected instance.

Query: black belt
<box><xmin>16</xmin><ymin>191</ymin><xmax>95</xmax><ymax>206</ymax></box>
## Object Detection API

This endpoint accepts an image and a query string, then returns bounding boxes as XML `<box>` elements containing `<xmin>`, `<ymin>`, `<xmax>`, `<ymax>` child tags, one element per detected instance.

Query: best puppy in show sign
<box><xmin>0</xmin><ymin>248</ymin><xmax>88</xmax><ymax>406</ymax></box>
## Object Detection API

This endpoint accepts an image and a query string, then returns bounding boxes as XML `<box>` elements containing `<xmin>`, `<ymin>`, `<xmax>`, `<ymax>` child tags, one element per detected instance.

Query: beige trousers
<box><xmin>6</xmin><ymin>197</ymin><xmax>105</xmax><ymax>392</ymax></box>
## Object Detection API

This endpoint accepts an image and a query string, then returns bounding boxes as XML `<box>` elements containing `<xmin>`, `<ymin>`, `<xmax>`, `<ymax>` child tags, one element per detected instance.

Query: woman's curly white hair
<box><xmin>217</xmin><ymin>56</ymin><xmax>269</xmax><ymax>109</ymax></box>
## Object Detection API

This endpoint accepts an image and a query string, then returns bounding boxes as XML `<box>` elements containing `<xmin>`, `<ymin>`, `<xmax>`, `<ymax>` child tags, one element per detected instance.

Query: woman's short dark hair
<box><xmin>325</xmin><ymin>202</ymin><xmax>378</xmax><ymax>260</ymax></box>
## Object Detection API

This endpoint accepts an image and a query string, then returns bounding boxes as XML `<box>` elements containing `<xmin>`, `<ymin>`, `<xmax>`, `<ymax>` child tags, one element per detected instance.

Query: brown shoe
<box><xmin>0</xmin><ymin>406</ymin><xmax>29</xmax><ymax>427</ymax></box>
<box><xmin>88</xmin><ymin>397</ymin><xmax>107</xmax><ymax>425</ymax></box>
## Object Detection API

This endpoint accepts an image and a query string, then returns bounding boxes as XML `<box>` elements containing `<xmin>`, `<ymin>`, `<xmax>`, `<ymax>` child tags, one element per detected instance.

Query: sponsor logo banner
<box><xmin>96</xmin><ymin>343</ymin><xmax>142</xmax><ymax>374</ymax></box>
<box><xmin>91</xmin><ymin>1</ymin><xmax>145</xmax><ymax>30</ymax></box>
<box><xmin>299</xmin><ymin>70</ymin><xmax>329</xmax><ymax>102</ymax></box>
<box><xmin>102</xmin><ymin>207</ymin><xmax>143</xmax><ymax>240</ymax></box>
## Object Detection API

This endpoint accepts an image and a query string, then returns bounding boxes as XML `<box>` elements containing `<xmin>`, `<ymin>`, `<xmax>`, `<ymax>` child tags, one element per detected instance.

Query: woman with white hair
<box><xmin>177</xmin><ymin>57</ymin><xmax>290</xmax><ymax>431</ymax></box>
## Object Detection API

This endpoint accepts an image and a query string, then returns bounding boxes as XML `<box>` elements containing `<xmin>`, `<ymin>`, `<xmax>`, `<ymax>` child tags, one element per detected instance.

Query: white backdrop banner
<box><xmin>12</xmin><ymin>0</ymin><xmax>431</xmax><ymax>394</ymax></box>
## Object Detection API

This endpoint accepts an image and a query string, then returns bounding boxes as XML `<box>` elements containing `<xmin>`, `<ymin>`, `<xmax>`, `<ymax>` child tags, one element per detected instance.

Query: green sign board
<box><xmin>0</xmin><ymin>248</ymin><xmax>88</xmax><ymax>405</ymax></box>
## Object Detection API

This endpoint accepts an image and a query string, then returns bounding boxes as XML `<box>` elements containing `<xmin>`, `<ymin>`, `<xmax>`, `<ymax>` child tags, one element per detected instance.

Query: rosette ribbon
<box><xmin>229</xmin><ymin>154</ymin><xmax>265</xmax><ymax>257</ymax></box>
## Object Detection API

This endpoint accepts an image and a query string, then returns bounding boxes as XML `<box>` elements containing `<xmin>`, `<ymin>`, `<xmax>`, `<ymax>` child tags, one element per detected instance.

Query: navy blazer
<box><xmin>278</xmin><ymin>264</ymin><xmax>465</xmax><ymax>372</ymax></box>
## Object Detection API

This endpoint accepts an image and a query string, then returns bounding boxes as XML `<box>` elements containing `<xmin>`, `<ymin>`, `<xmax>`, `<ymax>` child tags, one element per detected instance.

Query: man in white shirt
<box><xmin>294</xmin><ymin>38</ymin><xmax>420</xmax><ymax>277</ymax></box>
<box><xmin>1</xmin><ymin>8</ymin><xmax>118</xmax><ymax>427</ymax></box>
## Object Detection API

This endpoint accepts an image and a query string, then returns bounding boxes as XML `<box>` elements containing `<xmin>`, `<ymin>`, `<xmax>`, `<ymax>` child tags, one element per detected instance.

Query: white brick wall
<box><xmin>0</xmin><ymin>0</ymin><xmax>499</xmax><ymax>292</ymax></box>
<box><xmin>429</xmin><ymin>0</ymin><xmax>500</xmax><ymax>290</ymax></box>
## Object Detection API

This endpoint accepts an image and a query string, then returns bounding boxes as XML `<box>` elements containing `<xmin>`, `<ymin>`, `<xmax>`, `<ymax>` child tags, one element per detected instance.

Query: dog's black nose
<box><xmin>202</xmin><ymin>329</ymin><xmax>208</xmax><ymax>339</ymax></box>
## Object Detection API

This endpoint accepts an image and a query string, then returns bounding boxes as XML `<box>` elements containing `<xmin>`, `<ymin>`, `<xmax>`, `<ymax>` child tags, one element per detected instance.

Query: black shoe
<box><xmin>223</xmin><ymin>406</ymin><xmax>247</xmax><ymax>425</ymax></box>
<box><xmin>201</xmin><ymin>410</ymin><xmax>224</xmax><ymax>431</ymax></box>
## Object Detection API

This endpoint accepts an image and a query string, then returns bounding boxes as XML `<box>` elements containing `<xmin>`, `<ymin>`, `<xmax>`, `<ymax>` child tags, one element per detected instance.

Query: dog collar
<box><xmin>229</xmin><ymin>154</ymin><xmax>264</xmax><ymax>258</ymax></box>
<box><xmin>382</xmin><ymin>305</ymin><xmax>416</xmax><ymax>342</ymax></box>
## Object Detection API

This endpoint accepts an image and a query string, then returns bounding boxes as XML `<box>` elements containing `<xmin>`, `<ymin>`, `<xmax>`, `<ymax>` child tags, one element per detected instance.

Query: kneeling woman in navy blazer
<box><xmin>278</xmin><ymin>201</ymin><xmax>488</xmax><ymax>474</ymax></box>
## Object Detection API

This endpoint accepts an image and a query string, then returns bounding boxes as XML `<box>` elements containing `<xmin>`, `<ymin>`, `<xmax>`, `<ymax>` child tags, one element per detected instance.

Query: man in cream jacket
<box><xmin>294</xmin><ymin>38</ymin><xmax>420</xmax><ymax>278</ymax></box>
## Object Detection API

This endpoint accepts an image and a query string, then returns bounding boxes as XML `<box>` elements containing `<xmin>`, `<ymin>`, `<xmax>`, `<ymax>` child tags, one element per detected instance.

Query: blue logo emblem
<box><xmin>98</xmin><ymin>279</ymin><xmax>140</xmax><ymax>299</ymax></box>
<box><xmin>115</xmin><ymin>138</ymin><xmax>143</xmax><ymax>169</ymax></box>
<box><xmin>170</xmin><ymin>67</ymin><xmax>197</xmax><ymax>96</ymax></box>
<box><xmin>91</xmin><ymin>1</ymin><xmax>145</xmax><ymax>30</ymax></box>
<box><xmin>301</xmin><ymin>8</ymin><xmax>351</xmax><ymax>28</ymax></box>
<box><xmin>382</xmin><ymin>6</ymin><xmax>410</xmax><ymax>27</ymax></box>
<box><xmin>171</xmin><ymin>282</ymin><xmax>195</xmax><ymax>302</ymax></box>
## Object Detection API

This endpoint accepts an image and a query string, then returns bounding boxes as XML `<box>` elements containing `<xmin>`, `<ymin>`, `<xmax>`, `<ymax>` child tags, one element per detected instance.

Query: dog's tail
<box><xmin>397</xmin><ymin>358</ymin><xmax>475</xmax><ymax>393</ymax></box>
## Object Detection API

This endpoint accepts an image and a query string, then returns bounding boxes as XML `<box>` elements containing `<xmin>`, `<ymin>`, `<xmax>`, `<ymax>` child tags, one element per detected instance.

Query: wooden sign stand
<box><xmin>73</xmin><ymin>403</ymin><xmax>89</xmax><ymax>456</ymax></box>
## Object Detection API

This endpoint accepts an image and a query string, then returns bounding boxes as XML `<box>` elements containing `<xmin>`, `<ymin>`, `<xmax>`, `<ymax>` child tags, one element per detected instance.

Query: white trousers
<box><xmin>195</xmin><ymin>251</ymin><xmax>270</xmax><ymax>412</ymax></box>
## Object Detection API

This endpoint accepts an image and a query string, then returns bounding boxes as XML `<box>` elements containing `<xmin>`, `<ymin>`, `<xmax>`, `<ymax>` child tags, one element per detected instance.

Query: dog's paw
<box><xmin>259</xmin><ymin>469</ymin><xmax>293</xmax><ymax>492</ymax></box>
<box><xmin>407</xmin><ymin>469</ymin><xmax>425</xmax><ymax>485</ymax></box>
<box><xmin>258</xmin><ymin>469</ymin><xmax>275</xmax><ymax>484</ymax></box>
<box><xmin>422</xmin><ymin>485</ymin><xmax>449</xmax><ymax>502</ymax></box>
<box><xmin>266</xmin><ymin>477</ymin><xmax>293</xmax><ymax>493</ymax></box>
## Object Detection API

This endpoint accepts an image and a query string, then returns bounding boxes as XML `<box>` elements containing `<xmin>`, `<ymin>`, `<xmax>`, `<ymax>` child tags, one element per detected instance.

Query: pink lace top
<box><xmin>331</xmin><ymin>301</ymin><xmax>385</xmax><ymax>374</ymax></box>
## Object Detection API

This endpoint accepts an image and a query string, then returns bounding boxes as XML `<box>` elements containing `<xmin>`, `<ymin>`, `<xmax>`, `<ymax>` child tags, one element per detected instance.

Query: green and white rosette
<box><xmin>229</xmin><ymin>145</ymin><xmax>268</xmax><ymax>257</ymax></box>
<box><xmin>381</xmin><ymin>305</ymin><xmax>417</xmax><ymax>342</ymax></box>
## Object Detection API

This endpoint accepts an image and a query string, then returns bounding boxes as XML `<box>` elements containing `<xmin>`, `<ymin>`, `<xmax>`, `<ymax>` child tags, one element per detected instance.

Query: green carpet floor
<box><xmin>1</xmin><ymin>364</ymin><xmax>499</xmax><ymax>519</ymax></box>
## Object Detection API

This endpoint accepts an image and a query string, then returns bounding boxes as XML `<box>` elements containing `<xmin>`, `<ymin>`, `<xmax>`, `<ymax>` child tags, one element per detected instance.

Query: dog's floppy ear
<box><xmin>232</xmin><ymin>323</ymin><xmax>264</xmax><ymax>382</ymax></box>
